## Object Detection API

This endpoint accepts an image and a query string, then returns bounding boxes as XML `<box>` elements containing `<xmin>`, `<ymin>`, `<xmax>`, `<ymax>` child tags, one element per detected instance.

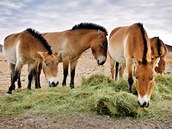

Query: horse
<box><xmin>3</xmin><ymin>28</ymin><xmax>62</xmax><ymax>94</ymax></box>
<box><xmin>150</xmin><ymin>37</ymin><xmax>168</xmax><ymax>74</ymax></box>
<box><xmin>110</xmin><ymin>37</ymin><xmax>169</xmax><ymax>79</ymax></box>
<box><xmin>42</xmin><ymin>23</ymin><xmax>108</xmax><ymax>88</ymax></box>
<box><xmin>108</xmin><ymin>23</ymin><xmax>154</xmax><ymax>108</ymax></box>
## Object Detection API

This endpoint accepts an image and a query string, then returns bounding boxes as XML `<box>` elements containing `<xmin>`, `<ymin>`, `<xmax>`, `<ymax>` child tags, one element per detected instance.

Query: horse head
<box><xmin>38</xmin><ymin>51</ymin><xmax>62</xmax><ymax>87</ymax></box>
<box><xmin>135</xmin><ymin>61</ymin><xmax>154</xmax><ymax>108</ymax></box>
<box><xmin>91</xmin><ymin>30</ymin><xmax>108</xmax><ymax>65</ymax></box>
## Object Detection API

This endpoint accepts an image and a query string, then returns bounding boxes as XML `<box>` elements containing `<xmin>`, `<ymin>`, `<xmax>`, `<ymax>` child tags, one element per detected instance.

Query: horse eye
<box><xmin>149</xmin><ymin>76</ymin><xmax>153</xmax><ymax>81</ymax></box>
<box><xmin>135</xmin><ymin>75</ymin><xmax>139</xmax><ymax>79</ymax></box>
<box><xmin>101</xmin><ymin>42</ymin><xmax>107</xmax><ymax>48</ymax></box>
<box><xmin>45</xmin><ymin>62</ymin><xmax>49</xmax><ymax>66</ymax></box>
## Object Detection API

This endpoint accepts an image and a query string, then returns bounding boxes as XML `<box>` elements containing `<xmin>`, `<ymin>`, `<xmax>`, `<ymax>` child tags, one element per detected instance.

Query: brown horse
<box><xmin>150</xmin><ymin>37</ymin><xmax>168</xmax><ymax>74</ymax></box>
<box><xmin>108</xmin><ymin>23</ymin><xmax>154</xmax><ymax>108</ymax></box>
<box><xmin>3</xmin><ymin>28</ymin><xmax>62</xmax><ymax>94</ymax></box>
<box><xmin>42</xmin><ymin>23</ymin><xmax>108</xmax><ymax>88</ymax></box>
<box><xmin>111</xmin><ymin>37</ymin><xmax>169</xmax><ymax>79</ymax></box>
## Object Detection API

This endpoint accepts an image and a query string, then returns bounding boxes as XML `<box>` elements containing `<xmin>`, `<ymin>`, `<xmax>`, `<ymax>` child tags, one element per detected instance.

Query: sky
<box><xmin>0</xmin><ymin>0</ymin><xmax>172</xmax><ymax>45</ymax></box>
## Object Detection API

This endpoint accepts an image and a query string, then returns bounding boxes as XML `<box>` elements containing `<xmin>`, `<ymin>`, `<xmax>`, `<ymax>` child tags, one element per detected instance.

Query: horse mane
<box><xmin>156</xmin><ymin>37</ymin><xmax>162</xmax><ymax>57</ymax></box>
<box><xmin>72</xmin><ymin>23</ymin><xmax>108</xmax><ymax>36</ymax></box>
<box><xmin>137</xmin><ymin>23</ymin><xmax>148</xmax><ymax>65</ymax></box>
<box><xmin>26</xmin><ymin>28</ymin><xmax>52</xmax><ymax>55</ymax></box>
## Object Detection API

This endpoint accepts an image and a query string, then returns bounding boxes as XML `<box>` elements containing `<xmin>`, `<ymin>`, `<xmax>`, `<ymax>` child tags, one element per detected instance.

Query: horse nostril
<box><xmin>52</xmin><ymin>82</ymin><xmax>55</xmax><ymax>87</ymax></box>
<box><xmin>98</xmin><ymin>60</ymin><xmax>105</xmax><ymax>65</ymax></box>
<box><xmin>140</xmin><ymin>102</ymin><xmax>147</xmax><ymax>108</ymax></box>
<box><xmin>49</xmin><ymin>81</ymin><xmax>58</xmax><ymax>87</ymax></box>
<box><xmin>145</xmin><ymin>102</ymin><xmax>149</xmax><ymax>108</ymax></box>
<box><xmin>138</xmin><ymin>101</ymin><xmax>148</xmax><ymax>108</ymax></box>
<box><xmin>51</xmin><ymin>81</ymin><xmax>59</xmax><ymax>87</ymax></box>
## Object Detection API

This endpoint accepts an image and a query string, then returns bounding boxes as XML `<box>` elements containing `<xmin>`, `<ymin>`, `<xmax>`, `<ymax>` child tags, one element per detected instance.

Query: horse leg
<box><xmin>109</xmin><ymin>55</ymin><xmax>115</xmax><ymax>79</ymax></box>
<box><xmin>115</xmin><ymin>62</ymin><xmax>119</xmax><ymax>80</ymax></box>
<box><xmin>9</xmin><ymin>63</ymin><xmax>16</xmax><ymax>89</ymax></box>
<box><xmin>126</xmin><ymin>59</ymin><xmax>134</xmax><ymax>93</ymax></box>
<box><xmin>27</xmin><ymin>63</ymin><xmax>37</xmax><ymax>90</ymax></box>
<box><xmin>69</xmin><ymin>60</ymin><xmax>78</xmax><ymax>89</ymax></box>
<box><xmin>119</xmin><ymin>63</ymin><xmax>126</xmax><ymax>80</ymax></box>
<box><xmin>34</xmin><ymin>63</ymin><xmax>42</xmax><ymax>88</ymax></box>
<box><xmin>8</xmin><ymin>62</ymin><xmax>23</xmax><ymax>94</ymax></box>
<box><xmin>17</xmin><ymin>72</ymin><xmax>22</xmax><ymax>88</ymax></box>
<box><xmin>62</xmin><ymin>61</ymin><xmax>69</xmax><ymax>86</ymax></box>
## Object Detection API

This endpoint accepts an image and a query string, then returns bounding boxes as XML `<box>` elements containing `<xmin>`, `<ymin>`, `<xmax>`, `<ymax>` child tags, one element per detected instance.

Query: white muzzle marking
<box><xmin>48</xmin><ymin>77</ymin><xmax>58</xmax><ymax>85</ymax></box>
<box><xmin>138</xmin><ymin>95</ymin><xmax>150</xmax><ymax>106</ymax></box>
<box><xmin>97</xmin><ymin>56</ymin><xmax>106</xmax><ymax>65</ymax></box>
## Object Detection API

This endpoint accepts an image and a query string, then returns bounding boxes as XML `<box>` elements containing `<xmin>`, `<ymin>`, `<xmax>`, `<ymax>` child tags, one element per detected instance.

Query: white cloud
<box><xmin>0</xmin><ymin>0</ymin><xmax>172</xmax><ymax>45</ymax></box>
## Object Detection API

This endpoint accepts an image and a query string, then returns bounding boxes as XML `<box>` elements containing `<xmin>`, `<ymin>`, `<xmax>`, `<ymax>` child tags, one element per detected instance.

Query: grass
<box><xmin>0</xmin><ymin>74</ymin><xmax>172</xmax><ymax>120</ymax></box>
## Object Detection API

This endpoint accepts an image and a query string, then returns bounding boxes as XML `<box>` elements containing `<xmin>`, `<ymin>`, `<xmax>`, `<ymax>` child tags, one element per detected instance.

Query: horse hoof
<box><xmin>70</xmin><ymin>85</ymin><xmax>74</xmax><ymax>89</ymax></box>
<box><xmin>7</xmin><ymin>91</ymin><xmax>12</xmax><ymax>94</ymax></box>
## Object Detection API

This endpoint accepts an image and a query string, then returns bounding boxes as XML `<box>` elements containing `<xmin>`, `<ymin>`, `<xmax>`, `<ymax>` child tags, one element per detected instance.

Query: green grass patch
<box><xmin>0</xmin><ymin>74</ymin><xmax>172</xmax><ymax>120</ymax></box>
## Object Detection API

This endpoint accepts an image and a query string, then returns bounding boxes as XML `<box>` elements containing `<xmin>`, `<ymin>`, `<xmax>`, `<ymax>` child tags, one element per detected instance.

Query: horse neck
<box><xmin>75</xmin><ymin>30</ymin><xmax>98</xmax><ymax>53</ymax></box>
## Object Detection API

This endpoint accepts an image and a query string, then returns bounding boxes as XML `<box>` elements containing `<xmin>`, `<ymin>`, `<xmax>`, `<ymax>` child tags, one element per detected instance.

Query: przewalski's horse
<box><xmin>108</xmin><ymin>23</ymin><xmax>154</xmax><ymax>108</ymax></box>
<box><xmin>42</xmin><ymin>23</ymin><xmax>108</xmax><ymax>88</ymax></box>
<box><xmin>150</xmin><ymin>37</ymin><xmax>168</xmax><ymax>74</ymax></box>
<box><xmin>3</xmin><ymin>28</ymin><xmax>62</xmax><ymax>94</ymax></box>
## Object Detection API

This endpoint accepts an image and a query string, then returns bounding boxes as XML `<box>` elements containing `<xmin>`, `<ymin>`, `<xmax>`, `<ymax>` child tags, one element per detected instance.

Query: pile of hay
<box><xmin>0</xmin><ymin>74</ymin><xmax>172</xmax><ymax>119</ymax></box>
<box><xmin>81</xmin><ymin>74</ymin><xmax>172</xmax><ymax>118</ymax></box>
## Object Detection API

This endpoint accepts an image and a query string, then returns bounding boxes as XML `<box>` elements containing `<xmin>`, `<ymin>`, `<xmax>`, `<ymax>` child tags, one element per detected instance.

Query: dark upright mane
<box><xmin>72</xmin><ymin>23</ymin><xmax>108</xmax><ymax>36</ymax></box>
<box><xmin>137</xmin><ymin>23</ymin><xmax>147</xmax><ymax>65</ymax></box>
<box><xmin>26</xmin><ymin>28</ymin><xmax>52</xmax><ymax>55</ymax></box>
<box><xmin>156</xmin><ymin>37</ymin><xmax>162</xmax><ymax>57</ymax></box>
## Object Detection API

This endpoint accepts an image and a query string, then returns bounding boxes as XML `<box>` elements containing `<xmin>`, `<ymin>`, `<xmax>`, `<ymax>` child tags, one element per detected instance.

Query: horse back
<box><xmin>43</xmin><ymin>31</ymin><xmax>68</xmax><ymax>51</ymax></box>
<box><xmin>109</xmin><ymin>23</ymin><xmax>151</xmax><ymax>63</ymax></box>
<box><xmin>3</xmin><ymin>30</ymin><xmax>46</xmax><ymax>64</ymax></box>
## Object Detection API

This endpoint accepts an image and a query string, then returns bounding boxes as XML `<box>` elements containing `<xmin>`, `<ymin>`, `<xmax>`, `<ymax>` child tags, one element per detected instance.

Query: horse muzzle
<box><xmin>48</xmin><ymin>77</ymin><xmax>59</xmax><ymax>87</ymax></box>
<box><xmin>138</xmin><ymin>101</ymin><xmax>149</xmax><ymax>108</ymax></box>
<box><xmin>97</xmin><ymin>56</ymin><xmax>106</xmax><ymax>65</ymax></box>
<box><xmin>137</xmin><ymin>95</ymin><xmax>150</xmax><ymax>108</ymax></box>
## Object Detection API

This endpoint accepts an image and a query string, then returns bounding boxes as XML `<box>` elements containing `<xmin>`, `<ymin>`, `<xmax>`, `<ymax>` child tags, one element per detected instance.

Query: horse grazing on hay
<box><xmin>3</xmin><ymin>28</ymin><xmax>62</xmax><ymax>94</ymax></box>
<box><xmin>42</xmin><ymin>23</ymin><xmax>108</xmax><ymax>88</ymax></box>
<box><xmin>108</xmin><ymin>23</ymin><xmax>154</xmax><ymax>108</ymax></box>
<box><xmin>150</xmin><ymin>37</ymin><xmax>168</xmax><ymax>74</ymax></box>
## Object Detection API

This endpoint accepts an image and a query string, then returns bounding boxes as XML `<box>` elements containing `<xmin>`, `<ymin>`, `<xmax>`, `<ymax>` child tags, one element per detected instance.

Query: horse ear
<box><xmin>37</xmin><ymin>51</ymin><xmax>49</xmax><ymax>59</ymax></box>
<box><xmin>54</xmin><ymin>52</ymin><xmax>62</xmax><ymax>62</ymax></box>
<box><xmin>98</xmin><ymin>29</ymin><xmax>104</xmax><ymax>38</ymax></box>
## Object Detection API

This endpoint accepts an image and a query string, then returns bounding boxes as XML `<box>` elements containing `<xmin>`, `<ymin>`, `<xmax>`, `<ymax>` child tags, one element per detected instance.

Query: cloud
<box><xmin>0</xmin><ymin>0</ymin><xmax>172</xmax><ymax>45</ymax></box>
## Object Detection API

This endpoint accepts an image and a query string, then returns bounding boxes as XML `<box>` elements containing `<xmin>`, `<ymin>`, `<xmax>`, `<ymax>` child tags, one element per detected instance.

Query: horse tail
<box><xmin>137</xmin><ymin>23</ymin><xmax>148</xmax><ymax>65</ymax></box>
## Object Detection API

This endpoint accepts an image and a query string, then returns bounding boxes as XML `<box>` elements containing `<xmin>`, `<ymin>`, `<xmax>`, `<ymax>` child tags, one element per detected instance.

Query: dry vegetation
<box><xmin>0</xmin><ymin>50</ymin><xmax>172</xmax><ymax>129</ymax></box>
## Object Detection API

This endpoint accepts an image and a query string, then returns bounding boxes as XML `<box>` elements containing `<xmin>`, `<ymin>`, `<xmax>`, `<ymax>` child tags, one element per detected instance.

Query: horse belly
<box><xmin>108</xmin><ymin>45</ymin><xmax>125</xmax><ymax>64</ymax></box>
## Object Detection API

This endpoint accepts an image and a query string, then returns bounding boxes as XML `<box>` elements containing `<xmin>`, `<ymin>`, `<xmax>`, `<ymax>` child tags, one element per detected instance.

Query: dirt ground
<box><xmin>0</xmin><ymin>50</ymin><xmax>172</xmax><ymax>129</ymax></box>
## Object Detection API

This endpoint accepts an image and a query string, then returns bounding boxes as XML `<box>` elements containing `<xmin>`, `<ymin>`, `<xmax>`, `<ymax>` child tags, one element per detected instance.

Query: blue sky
<box><xmin>0</xmin><ymin>0</ymin><xmax>172</xmax><ymax>45</ymax></box>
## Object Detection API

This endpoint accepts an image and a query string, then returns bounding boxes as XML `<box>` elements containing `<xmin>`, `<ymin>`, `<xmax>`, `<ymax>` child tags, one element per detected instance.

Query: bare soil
<box><xmin>0</xmin><ymin>50</ymin><xmax>172</xmax><ymax>129</ymax></box>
